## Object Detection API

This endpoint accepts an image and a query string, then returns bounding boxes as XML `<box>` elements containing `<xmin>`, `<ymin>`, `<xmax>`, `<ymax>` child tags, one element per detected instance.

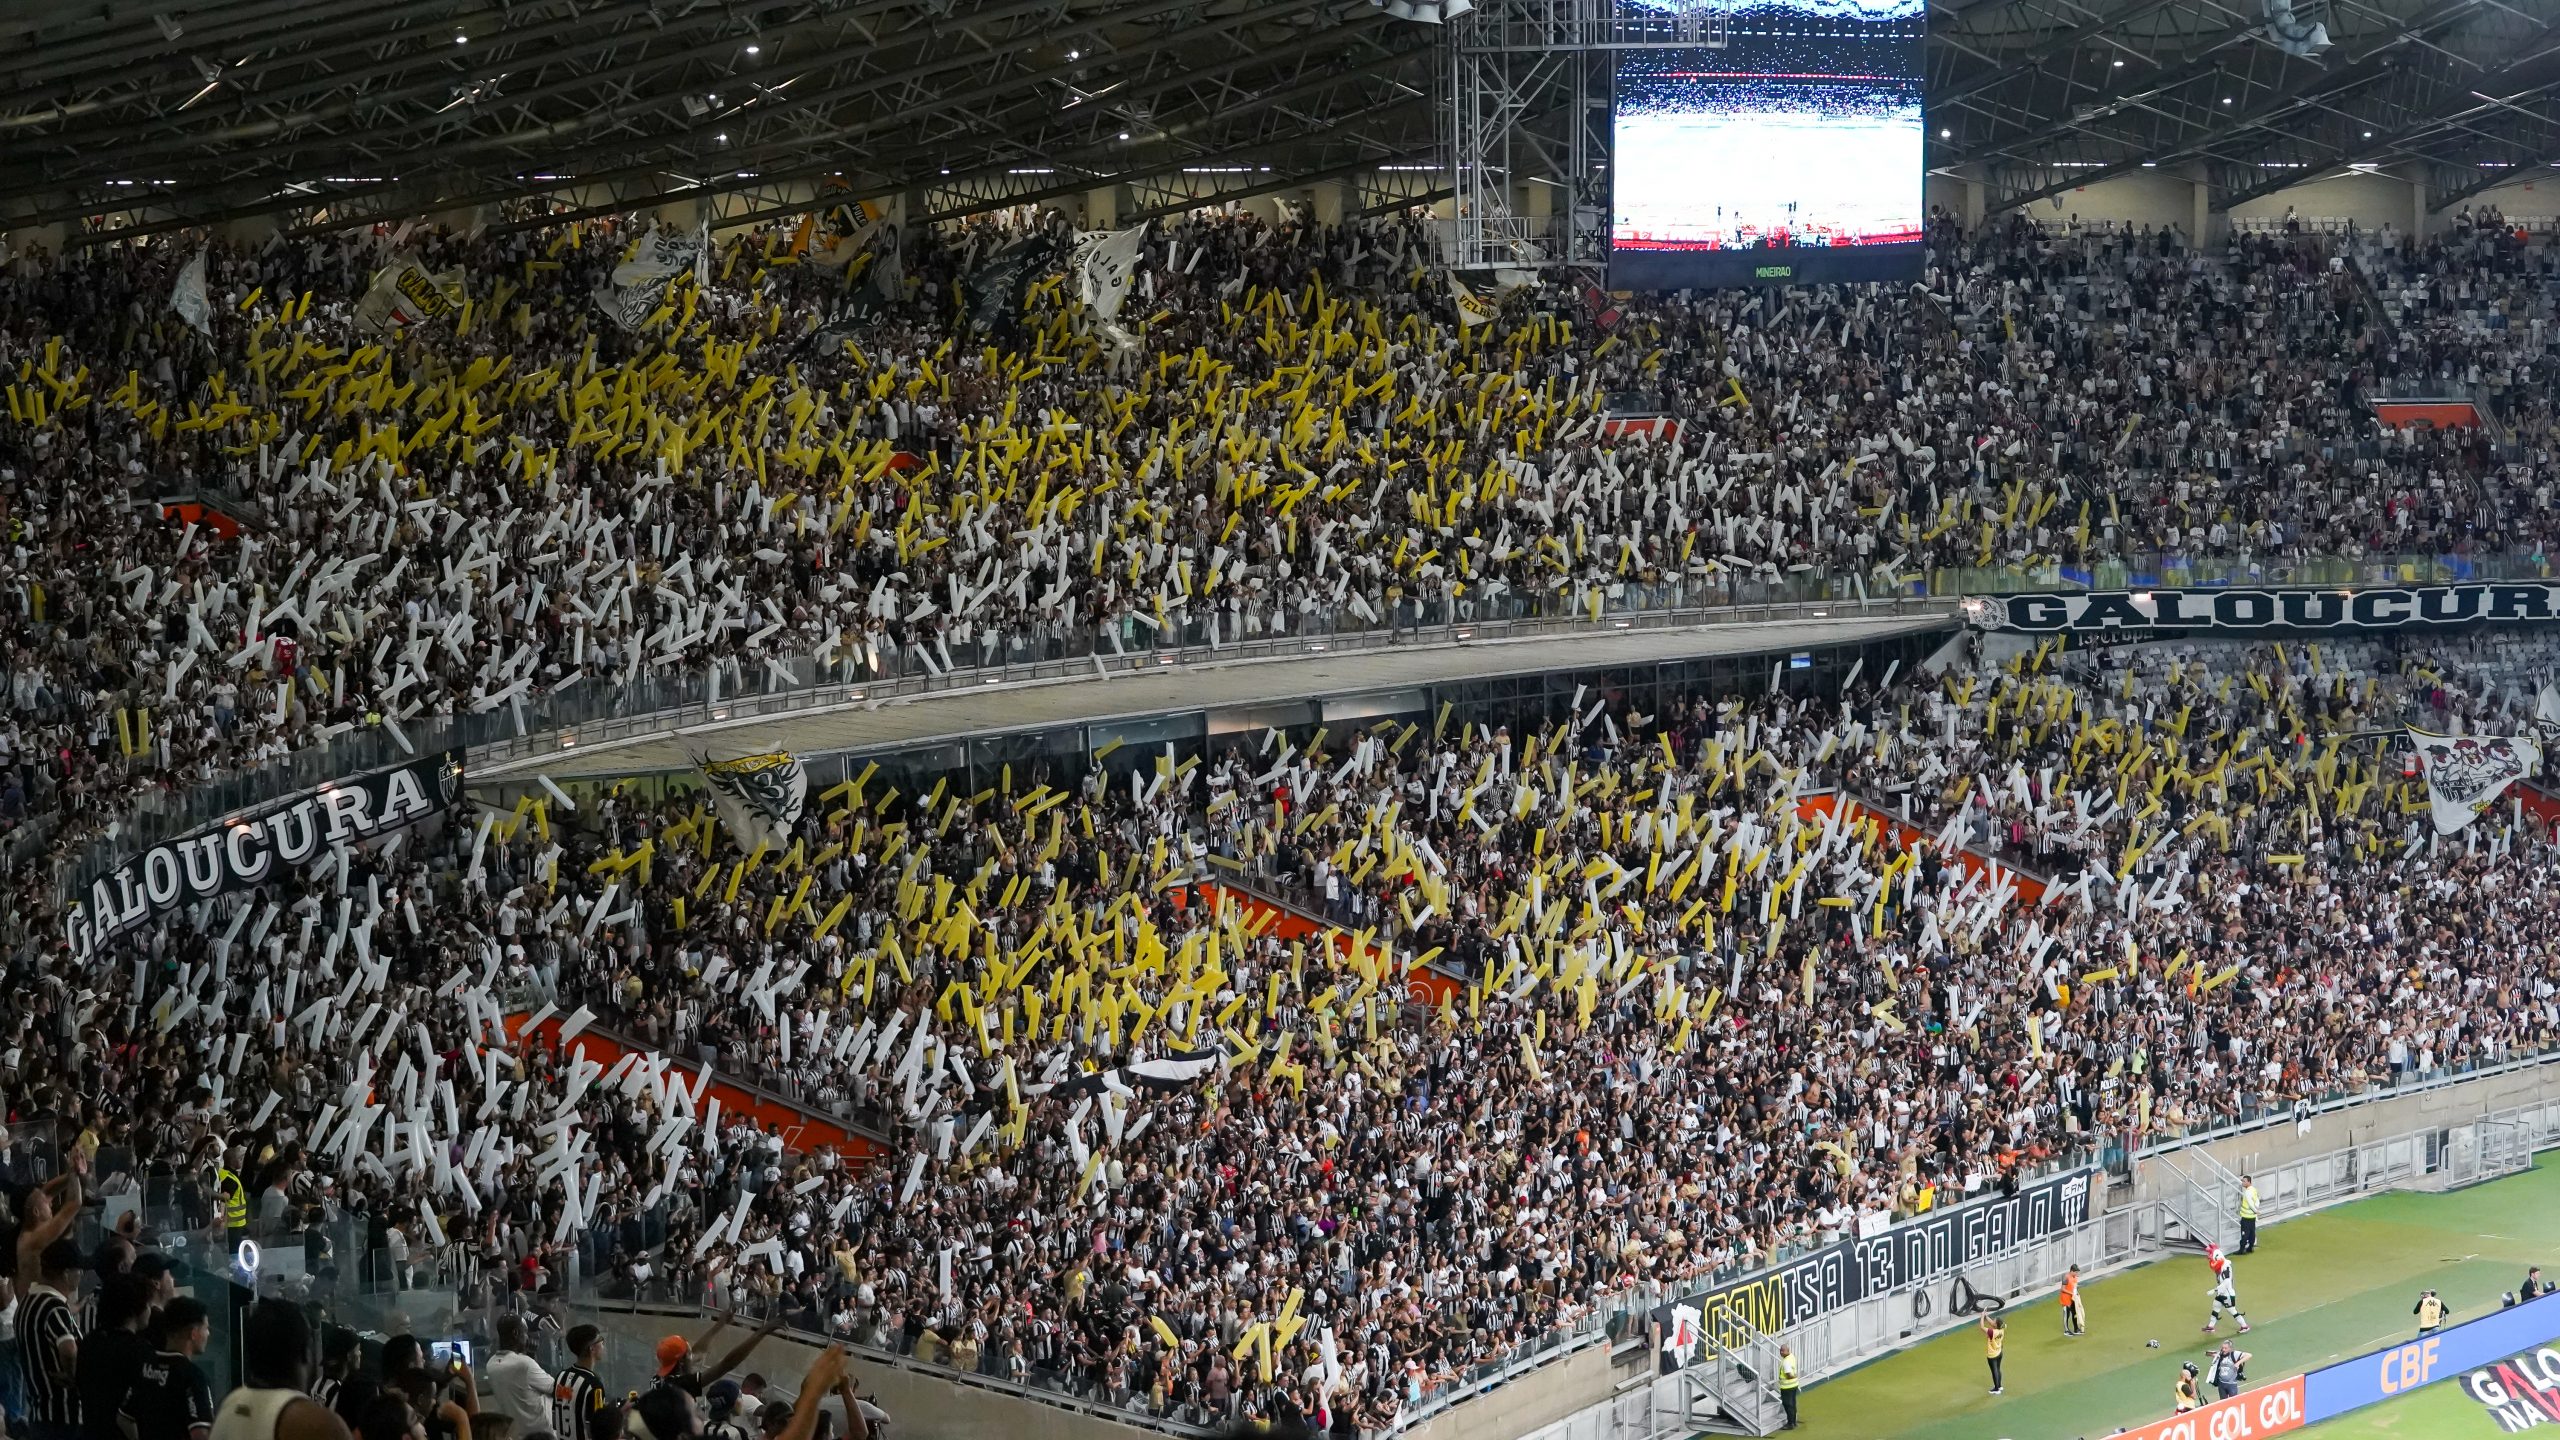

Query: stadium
<box><xmin>6</xmin><ymin>1</ymin><xmax>2560</xmax><ymax>1440</ymax></box>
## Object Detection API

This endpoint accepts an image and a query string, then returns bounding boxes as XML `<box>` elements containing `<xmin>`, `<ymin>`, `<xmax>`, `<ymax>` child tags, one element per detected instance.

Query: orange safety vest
<box><xmin>2060</xmin><ymin>1273</ymin><xmax>2079</xmax><ymax>1307</ymax></box>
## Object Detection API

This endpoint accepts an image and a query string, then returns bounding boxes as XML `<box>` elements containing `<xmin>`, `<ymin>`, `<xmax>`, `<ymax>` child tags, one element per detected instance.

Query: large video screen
<box><xmin>1609</xmin><ymin>0</ymin><xmax>1925</xmax><ymax>289</ymax></box>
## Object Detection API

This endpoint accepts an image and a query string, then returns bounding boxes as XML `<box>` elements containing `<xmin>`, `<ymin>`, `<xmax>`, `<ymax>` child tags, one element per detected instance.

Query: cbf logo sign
<box><xmin>2111</xmin><ymin>1376</ymin><xmax>2305</xmax><ymax>1440</ymax></box>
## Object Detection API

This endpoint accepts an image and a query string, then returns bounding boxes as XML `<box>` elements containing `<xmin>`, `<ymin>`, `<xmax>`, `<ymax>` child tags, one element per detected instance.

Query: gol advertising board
<box><xmin>2107</xmin><ymin>1375</ymin><xmax>2305</xmax><ymax>1440</ymax></box>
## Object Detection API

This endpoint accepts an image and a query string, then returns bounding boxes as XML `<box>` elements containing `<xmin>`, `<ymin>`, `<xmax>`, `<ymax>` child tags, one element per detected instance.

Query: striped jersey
<box><xmin>551</xmin><ymin>1366</ymin><xmax>609</xmax><ymax>1440</ymax></box>
<box><xmin>23</xmin><ymin>1283</ymin><xmax>83</xmax><ymax>1426</ymax></box>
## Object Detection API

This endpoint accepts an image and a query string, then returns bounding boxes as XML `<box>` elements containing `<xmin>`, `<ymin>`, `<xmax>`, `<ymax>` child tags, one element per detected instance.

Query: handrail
<box><xmin>2136</xmin><ymin>1045</ymin><xmax>2560</xmax><ymax>1159</ymax></box>
<box><xmin>577</xmin><ymin>1296</ymin><xmax>1219</xmax><ymax>1438</ymax></box>
<box><xmin>468</xmin><ymin>592</ymin><xmax>1949</xmax><ymax>774</ymax></box>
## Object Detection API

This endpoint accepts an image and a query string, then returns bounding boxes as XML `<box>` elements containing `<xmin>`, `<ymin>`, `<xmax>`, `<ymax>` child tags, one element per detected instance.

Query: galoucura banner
<box><xmin>1972</xmin><ymin>583</ymin><xmax>2560</xmax><ymax>634</ymax></box>
<box><xmin>64</xmin><ymin>750</ymin><xmax>466</xmax><ymax>959</ymax></box>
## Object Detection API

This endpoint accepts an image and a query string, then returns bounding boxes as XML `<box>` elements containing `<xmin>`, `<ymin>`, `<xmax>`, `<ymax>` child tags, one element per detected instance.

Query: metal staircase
<box><xmin>1655</xmin><ymin>1317</ymin><xmax>1789</xmax><ymax>1436</ymax></box>
<box><xmin>2149</xmin><ymin>1147</ymin><xmax>2242</xmax><ymax>1253</ymax></box>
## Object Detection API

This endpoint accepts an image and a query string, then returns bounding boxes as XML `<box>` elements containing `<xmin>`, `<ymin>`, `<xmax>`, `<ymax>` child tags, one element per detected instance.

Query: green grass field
<box><xmin>1787</xmin><ymin>1157</ymin><xmax>2560</xmax><ymax>1440</ymax></box>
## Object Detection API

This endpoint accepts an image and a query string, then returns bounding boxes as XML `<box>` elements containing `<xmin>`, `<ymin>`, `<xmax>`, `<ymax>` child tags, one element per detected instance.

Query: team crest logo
<box><xmin>2416</xmin><ymin>735</ymin><xmax>2527</xmax><ymax>803</ymax></box>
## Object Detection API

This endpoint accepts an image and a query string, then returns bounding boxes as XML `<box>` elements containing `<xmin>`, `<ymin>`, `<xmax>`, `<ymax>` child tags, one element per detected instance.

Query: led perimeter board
<box><xmin>1608</xmin><ymin>0</ymin><xmax>1925</xmax><ymax>289</ymax></box>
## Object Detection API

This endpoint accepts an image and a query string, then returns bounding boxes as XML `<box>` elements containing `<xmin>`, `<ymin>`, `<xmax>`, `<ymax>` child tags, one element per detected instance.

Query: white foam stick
<box><xmin>468</xmin><ymin>811</ymin><xmax>496</xmax><ymax>881</ymax></box>
<box><xmin>521</xmin><ymin>1001</ymin><xmax>559</xmax><ymax>1039</ymax></box>
<box><xmin>899</xmin><ymin>1153</ymin><xmax>928</xmax><ymax>1205</ymax></box>
<box><xmin>579</xmin><ymin>884</ymin><xmax>621</xmax><ymax>941</ymax></box>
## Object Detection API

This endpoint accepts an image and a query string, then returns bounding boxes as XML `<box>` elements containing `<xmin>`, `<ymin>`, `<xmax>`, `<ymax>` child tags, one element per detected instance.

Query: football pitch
<box><xmin>1783</xmin><ymin>1156</ymin><xmax>2560</xmax><ymax>1440</ymax></box>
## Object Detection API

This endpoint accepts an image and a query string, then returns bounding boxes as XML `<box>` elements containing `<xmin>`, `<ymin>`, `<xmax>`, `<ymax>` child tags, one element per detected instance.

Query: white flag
<box><xmin>1075</xmin><ymin>223</ymin><xmax>1148</xmax><ymax>323</ymax></box>
<box><xmin>2536</xmin><ymin>682</ymin><xmax>2560</xmax><ymax>728</ymax></box>
<box><xmin>171</xmin><ymin>249</ymin><xmax>213</xmax><ymax>337</ymax></box>
<box><xmin>2407</xmin><ymin>728</ymin><xmax>2541</xmax><ymax>835</ymax></box>
<box><xmin>354</xmin><ymin>257</ymin><xmax>464</xmax><ymax>336</ymax></box>
<box><xmin>1449</xmin><ymin>275</ymin><xmax>1496</xmax><ymax>328</ymax></box>
<box><xmin>593</xmin><ymin>223</ymin><xmax>704</xmax><ymax>331</ymax></box>
<box><xmin>697</xmin><ymin>751</ymin><xmax>809</xmax><ymax>855</ymax></box>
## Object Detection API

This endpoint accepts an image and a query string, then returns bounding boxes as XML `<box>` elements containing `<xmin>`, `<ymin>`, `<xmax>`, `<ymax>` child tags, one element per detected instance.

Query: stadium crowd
<box><xmin>16</xmin><ymin>623</ymin><xmax>2560</xmax><ymax>1435</ymax></box>
<box><xmin>2</xmin><ymin>203</ymin><xmax>2560</xmax><ymax>1437</ymax></box>
<box><xmin>4</xmin><ymin>207</ymin><xmax>2558</xmax><ymax>886</ymax></box>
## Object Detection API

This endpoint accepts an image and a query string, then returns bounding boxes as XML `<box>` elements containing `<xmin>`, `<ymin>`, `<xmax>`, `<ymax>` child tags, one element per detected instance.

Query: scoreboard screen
<box><xmin>1609</xmin><ymin>0</ymin><xmax>1925</xmax><ymax>289</ymax></box>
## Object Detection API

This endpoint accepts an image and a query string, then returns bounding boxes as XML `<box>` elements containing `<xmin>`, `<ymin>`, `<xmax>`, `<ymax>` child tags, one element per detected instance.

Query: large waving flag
<box><xmin>697</xmin><ymin>751</ymin><xmax>809</xmax><ymax>855</ymax></box>
<box><xmin>2407</xmin><ymin>728</ymin><xmax>2542</xmax><ymax>834</ymax></box>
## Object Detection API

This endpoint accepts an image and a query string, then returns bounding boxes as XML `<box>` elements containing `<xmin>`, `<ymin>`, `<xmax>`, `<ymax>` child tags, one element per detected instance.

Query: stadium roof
<box><xmin>1934</xmin><ymin>0</ymin><xmax>2560</xmax><ymax>214</ymax></box>
<box><xmin>0</xmin><ymin>0</ymin><xmax>1442</xmax><ymax>244</ymax></box>
<box><xmin>3</xmin><ymin>0</ymin><xmax>2555</xmax><ymax>244</ymax></box>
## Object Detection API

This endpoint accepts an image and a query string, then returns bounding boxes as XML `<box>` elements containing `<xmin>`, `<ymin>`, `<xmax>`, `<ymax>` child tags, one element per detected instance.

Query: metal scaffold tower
<box><xmin>1441</xmin><ymin>0</ymin><xmax>1725</xmax><ymax>273</ymax></box>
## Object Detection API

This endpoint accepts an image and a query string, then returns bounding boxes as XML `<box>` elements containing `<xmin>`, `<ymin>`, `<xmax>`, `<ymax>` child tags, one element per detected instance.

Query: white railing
<box><xmin>1786</xmin><ymin>1203</ymin><xmax>2155</xmax><ymax>1388</ymax></box>
<box><xmin>1527</xmin><ymin>1083</ymin><xmax>2560</xmax><ymax>1440</ymax></box>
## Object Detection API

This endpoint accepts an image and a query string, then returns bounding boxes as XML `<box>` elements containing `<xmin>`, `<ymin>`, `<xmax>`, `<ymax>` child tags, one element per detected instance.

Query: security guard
<box><xmin>1776</xmin><ymin>1343</ymin><xmax>1799</xmax><ymax>1430</ymax></box>
<box><xmin>2060</xmin><ymin>1264</ymin><xmax>2086</xmax><ymax>1336</ymax></box>
<box><xmin>217</xmin><ymin>1165</ymin><xmax>249</xmax><ymax>1232</ymax></box>
<box><xmin>2238</xmin><ymin>1175</ymin><xmax>2261</xmax><ymax>1254</ymax></box>
<box><xmin>2414</xmin><ymin>1288</ymin><xmax>2448</xmax><ymax>1337</ymax></box>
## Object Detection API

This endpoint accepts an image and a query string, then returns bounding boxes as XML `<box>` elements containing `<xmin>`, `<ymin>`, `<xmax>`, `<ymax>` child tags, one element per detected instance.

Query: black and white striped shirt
<box><xmin>550</xmin><ymin>1366</ymin><xmax>608</xmax><ymax>1440</ymax></box>
<box><xmin>23</xmin><ymin>1283</ymin><xmax>83</xmax><ymax>1427</ymax></box>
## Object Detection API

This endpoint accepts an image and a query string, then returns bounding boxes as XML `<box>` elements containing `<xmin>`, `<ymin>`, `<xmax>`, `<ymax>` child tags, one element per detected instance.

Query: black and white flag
<box><xmin>1075</xmin><ymin>223</ymin><xmax>1148</xmax><ymax>323</ymax></box>
<box><xmin>1048</xmin><ymin>1052</ymin><xmax>1219</xmax><ymax>1102</ymax></box>
<box><xmin>2407</xmin><ymin>728</ymin><xmax>2542</xmax><ymax>835</ymax></box>
<box><xmin>698</xmin><ymin>751</ymin><xmax>809</xmax><ymax>854</ymax></box>
<box><xmin>595</xmin><ymin>222</ymin><xmax>707</xmax><ymax>331</ymax></box>
<box><xmin>171</xmin><ymin>249</ymin><xmax>213</xmax><ymax>337</ymax></box>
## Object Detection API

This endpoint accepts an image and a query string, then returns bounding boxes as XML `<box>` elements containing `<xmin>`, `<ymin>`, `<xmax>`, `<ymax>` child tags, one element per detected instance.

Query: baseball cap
<box><xmin>705</xmin><ymin>1381</ymin><xmax>742</xmax><ymax>1419</ymax></box>
<box><xmin>656</xmin><ymin>1335</ymin><xmax>691</xmax><ymax>1375</ymax></box>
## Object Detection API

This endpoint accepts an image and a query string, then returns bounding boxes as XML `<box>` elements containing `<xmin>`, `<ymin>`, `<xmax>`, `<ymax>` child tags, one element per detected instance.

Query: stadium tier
<box><xmin>4</xmin><ymin>206</ymin><xmax>2560</xmax><ymax>1440</ymax></box>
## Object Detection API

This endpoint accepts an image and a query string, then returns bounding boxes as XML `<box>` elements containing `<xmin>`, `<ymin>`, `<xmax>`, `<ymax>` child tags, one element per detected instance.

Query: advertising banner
<box><xmin>1657</xmin><ymin>1168</ymin><xmax>2090</xmax><ymax>1360</ymax></box>
<box><xmin>1975</xmin><ymin>583</ymin><xmax>2560</xmax><ymax>635</ymax></box>
<box><xmin>64</xmin><ymin>750</ymin><xmax>466</xmax><ymax>958</ymax></box>
<box><xmin>2305</xmin><ymin>1293</ymin><xmax>2560</xmax><ymax>1422</ymax></box>
<box><xmin>2107</xmin><ymin>1376</ymin><xmax>2305</xmax><ymax>1440</ymax></box>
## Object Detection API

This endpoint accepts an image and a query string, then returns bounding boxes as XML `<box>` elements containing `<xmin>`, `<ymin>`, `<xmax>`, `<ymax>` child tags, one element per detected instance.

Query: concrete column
<box><xmin>0</xmin><ymin>221</ymin><xmax>69</xmax><ymax>257</ymax></box>
<box><xmin>2408</xmin><ymin>166</ymin><xmax>2431</xmax><ymax>237</ymax></box>
<box><xmin>217</xmin><ymin>215</ymin><xmax>284</xmax><ymax>247</ymax></box>
<box><xmin>2181</xmin><ymin>161</ymin><xmax>2215</xmax><ymax>245</ymax></box>
<box><xmin>1083</xmin><ymin>185</ymin><xmax>1119</xmax><ymax>228</ymax></box>
<box><xmin>1312</xmin><ymin>179</ymin><xmax>1350</xmax><ymax>227</ymax></box>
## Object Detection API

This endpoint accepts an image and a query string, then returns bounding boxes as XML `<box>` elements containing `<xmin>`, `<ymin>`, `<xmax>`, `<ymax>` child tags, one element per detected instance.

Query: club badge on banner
<box><xmin>697</xmin><ymin>751</ymin><xmax>809</xmax><ymax>855</ymax></box>
<box><xmin>2406</xmin><ymin>728</ymin><xmax>2542</xmax><ymax>835</ymax></box>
